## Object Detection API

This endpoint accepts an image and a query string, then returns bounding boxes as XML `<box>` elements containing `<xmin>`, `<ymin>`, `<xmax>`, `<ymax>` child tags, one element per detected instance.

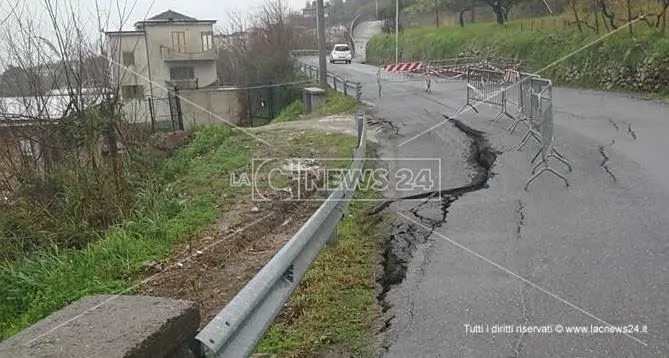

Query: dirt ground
<box><xmin>139</xmin><ymin>188</ymin><xmax>324</xmax><ymax>327</ymax></box>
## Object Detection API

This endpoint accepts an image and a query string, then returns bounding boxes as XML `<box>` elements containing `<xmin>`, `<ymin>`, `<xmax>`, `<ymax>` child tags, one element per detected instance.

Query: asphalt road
<box><xmin>301</xmin><ymin>24</ymin><xmax>668</xmax><ymax>357</ymax></box>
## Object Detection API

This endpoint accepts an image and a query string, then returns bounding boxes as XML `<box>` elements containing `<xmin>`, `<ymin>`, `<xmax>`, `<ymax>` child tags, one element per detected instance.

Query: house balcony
<box><xmin>165</xmin><ymin>78</ymin><xmax>199</xmax><ymax>89</ymax></box>
<box><xmin>161</xmin><ymin>47</ymin><xmax>217</xmax><ymax>62</ymax></box>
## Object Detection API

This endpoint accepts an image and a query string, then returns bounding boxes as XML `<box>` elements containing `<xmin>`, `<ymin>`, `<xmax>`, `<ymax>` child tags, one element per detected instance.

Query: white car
<box><xmin>329</xmin><ymin>44</ymin><xmax>352</xmax><ymax>64</ymax></box>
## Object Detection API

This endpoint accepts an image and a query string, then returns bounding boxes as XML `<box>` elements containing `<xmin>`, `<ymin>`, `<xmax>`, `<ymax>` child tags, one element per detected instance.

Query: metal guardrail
<box><xmin>290</xmin><ymin>51</ymin><xmax>363</xmax><ymax>101</ymax></box>
<box><xmin>195</xmin><ymin>112</ymin><xmax>367</xmax><ymax>357</ymax></box>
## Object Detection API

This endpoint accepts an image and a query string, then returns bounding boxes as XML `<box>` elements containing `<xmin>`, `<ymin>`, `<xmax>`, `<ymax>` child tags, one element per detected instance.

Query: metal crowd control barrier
<box><xmin>520</xmin><ymin>77</ymin><xmax>572</xmax><ymax>190</ymax></box>
<box><xmin>508</xmin><ymin>72</ymin><xmax>540</xmax><ymax>133</ymax></box>
<box><xmin>457</xmin><ymin>67</ymin><xmax>517</xmax><ymax>122</ymax></box>
<box><xmin>195</xmin><ymin>113</ymin><xmax>367</xmax><ymax>357</ymax></box>
<box><xmin>446</xmin><ymin>61</ymin><xmax>571</xmax><ymax>190</ymax></box>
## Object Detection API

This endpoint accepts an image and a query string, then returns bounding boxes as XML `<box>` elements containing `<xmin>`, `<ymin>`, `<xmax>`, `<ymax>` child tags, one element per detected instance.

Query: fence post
<box><xmin>343</xmin><ymin>80</ymin><xmax>348</xmax><ymax>96</ymax></box>
<box><xmin>247</xmin><ymin>90</ymin><xmax>253</xmax><ymax>127</ymax></box>
<box><xmin>147</xmin><ymin>97</ymin><xmax>156</xmax><ymax>133</ymax></box>
<box><xmin>333</xmin><ymin>77</ymin><xmax>338</xmax><ymax>92</ymax></box>
<box><xmin>268</xmin><ymin>81</ymin><xmax>274</xmax><ymax>119</ymax></box>
<box><xmin>356</xmin><ymin>83</ymin><xmax>362</xmax><ymax>101</ymax></box>
<box><xmin>174</xmin><ymin>87</ymin><xmax>184</xmax><ymax>131</ymax></box>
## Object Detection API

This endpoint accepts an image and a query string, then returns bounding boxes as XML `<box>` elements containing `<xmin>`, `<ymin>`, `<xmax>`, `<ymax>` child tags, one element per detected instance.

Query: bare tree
<box><xmin>0</xmin><ymin>0</ymin><xmax>141</xmax><ymax>256</ymax></box>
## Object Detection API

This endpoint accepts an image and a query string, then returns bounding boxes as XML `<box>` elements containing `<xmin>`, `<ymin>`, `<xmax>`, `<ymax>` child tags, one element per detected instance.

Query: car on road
<box><xmin>329</xmin><ymin>44</ymin><xmax>352</xmax><ymax>64</ymax></box>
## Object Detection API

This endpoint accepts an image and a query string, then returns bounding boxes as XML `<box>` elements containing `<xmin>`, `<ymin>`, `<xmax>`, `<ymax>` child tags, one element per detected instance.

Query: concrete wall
<box><xmin>178</xmin><ymin>88</ymin><xmax>242</xmax><ymax>129</ymax></box>
<box><xmin>118</xmin><ymin>88</ymin><xmax>242</xmax><ymax>129</ymax></box>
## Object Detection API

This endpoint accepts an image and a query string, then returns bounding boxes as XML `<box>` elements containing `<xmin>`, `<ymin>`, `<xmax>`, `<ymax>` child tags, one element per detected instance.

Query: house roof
<box><xmin>134</xmin><ymin>10</ymin><xmax>216</xmax><ymax>27</ymax></box>
<box><xmin>147</xmin><ymin>10</ymin><xmax>197</xmax><ymax>22</ymax></box>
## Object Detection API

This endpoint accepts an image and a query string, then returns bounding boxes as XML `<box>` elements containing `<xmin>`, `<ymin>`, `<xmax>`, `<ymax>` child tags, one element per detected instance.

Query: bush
<box><xmin>274</xmin><ymin>100</ymin><xmax>305</xmax><ymax>123</ymax></box>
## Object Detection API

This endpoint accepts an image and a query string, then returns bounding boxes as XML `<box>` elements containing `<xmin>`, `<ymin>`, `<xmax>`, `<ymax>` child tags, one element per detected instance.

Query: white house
<box><xmin>105</xmin><ymin>10</ymin><xmax>218</xmax><ymax>101</ymax></box>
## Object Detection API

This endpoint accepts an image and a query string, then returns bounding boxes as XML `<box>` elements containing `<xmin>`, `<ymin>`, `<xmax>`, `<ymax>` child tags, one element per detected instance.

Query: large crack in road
<box><xmin>371</xmin><ymin>118</ymin><xmax>499</xmax><ymax>341</ymax></box>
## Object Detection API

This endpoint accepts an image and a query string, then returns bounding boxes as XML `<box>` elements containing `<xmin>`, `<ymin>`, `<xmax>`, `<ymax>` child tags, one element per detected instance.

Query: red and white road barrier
<box><xmin>382</xmin><ymin>62</ymin><xmax>425</xmax><ymax>72</ymax></box>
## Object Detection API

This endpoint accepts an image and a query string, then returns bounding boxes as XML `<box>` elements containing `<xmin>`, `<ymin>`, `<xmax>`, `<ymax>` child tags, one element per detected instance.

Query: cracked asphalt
<box><xmin>301</xmin><ymin>22</ymin><xmax>669</xmax><ymax>357</ymax></box>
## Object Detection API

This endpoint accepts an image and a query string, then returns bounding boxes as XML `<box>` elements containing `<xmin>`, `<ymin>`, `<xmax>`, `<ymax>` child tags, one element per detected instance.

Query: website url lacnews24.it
<box><xmin>464</xmin><ymin>323</ymin><xmax>648</xmax><ymax>335</ymax></box>
<box><xmin>560</xmin><ymin>324</ymin><xmax>648</xmax><ymax>334</ymax></box>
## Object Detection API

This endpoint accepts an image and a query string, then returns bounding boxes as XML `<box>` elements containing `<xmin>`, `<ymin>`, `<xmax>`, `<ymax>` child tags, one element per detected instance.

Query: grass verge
<box><xmin>0</xmin><ymin>125</ymin><xmax>249</xmax><ymax>340</ymax></box>
<box><xmin>275</xmin><ymin>90</ymin><xmax>360</xmax><ymax>123</ymax></box>
<box><xmin>0</xmin><ymin>125</ymin><xmax>360</xmax><ymax>342</ymax></box>
<box><xmin>367</xmin><ymin>17</ymin><xmax>669</xmax><ymax>97</ymax></box>
<box><xmin>256</xmin><ymin>154</ymin><xmax>389</xmax><ymax>358</ymax></box>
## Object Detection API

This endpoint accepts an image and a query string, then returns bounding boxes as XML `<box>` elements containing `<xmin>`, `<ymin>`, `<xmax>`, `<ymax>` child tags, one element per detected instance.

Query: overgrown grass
<box><xmin>275</xmin><ymin>100</ymin><xmax>305</xmax><ymax>123</ymax></box>
<box><xmin>256</xmin><ymin>157</ymin><xmax>388</xmax><ymax>358</ymax></box>
<box><xmin>315</xmin><ymin>90</ymin><xmax>360</xmax><ymax>116</ymax></box>
<box><xmin>0</xmin><ymin>125</ymin><xmax>252</xmax><ymax>340</ymax></box>
<box><xmin>274</xmin><ymin>90</ymin><xmax>360</xmax><ymax>124</ymax></box>
<box><xmin>0</xmin><ymin>102</ymin><xmax>368</xmax><ymax>341</ymax></box>
<box><xmin>367</xmin><ymin>17</ymin><xmax>669</xmax><ymax>96</ymax></box>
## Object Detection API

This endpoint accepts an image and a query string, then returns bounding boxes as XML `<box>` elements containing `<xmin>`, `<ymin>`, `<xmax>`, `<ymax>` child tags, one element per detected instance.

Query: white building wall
<box><xmin>144</xmin><ymin>23</ymin><xmax>218</xmax><ymax>95</ymax></box>
<box><xmin>106</xmin><ymin>22</ymin><xmax>218</xmax><ymax>101</ymax></box>
<box><xmin>106</xmin><ymin>33</ymin><xmax>152</xmax><ymax>98</ymax></box>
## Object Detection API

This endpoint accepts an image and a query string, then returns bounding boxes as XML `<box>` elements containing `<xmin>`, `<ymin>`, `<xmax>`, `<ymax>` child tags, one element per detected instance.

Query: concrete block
<box><xmin>303</xmin><ymin>87</ymin><xmax>327</xmax><ymax>114</ymax></box>
<box><xmin>0</xmin><ymin>295</ymin><xmax>200</xmax><ymax>358</ymax></box>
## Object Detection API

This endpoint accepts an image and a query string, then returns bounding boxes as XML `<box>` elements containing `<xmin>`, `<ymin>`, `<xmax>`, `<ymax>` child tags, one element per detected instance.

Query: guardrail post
<box><xmin>356</xmin><ymin>83</ymin><xmax>362</xmax><ymax>101</ymax></box>
<box><xmin>333</xmin><ymin>77</ymin><xmax>338</xmax><ymax>92</ymax></box>
<box><xmin>343</xmin><ymin>80</ymin><xmax>348</xmax><ymax>96</ymax></box>
<box><xmin>327</xmin><ymin>226</ymin><xmax>338</xmax><ymax>244</ymax></box>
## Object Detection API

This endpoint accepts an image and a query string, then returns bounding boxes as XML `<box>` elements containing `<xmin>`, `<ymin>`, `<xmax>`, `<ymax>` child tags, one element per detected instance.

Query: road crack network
<box><xmin>516</xmin><ymin>199</ymin><xmax>526</xmax><ymax>240</ymax></box>
<box><xmin>607</xmin><ymin>117</ymin><xmax>620</xmax><ymax>131</ymax></box>
<box><xmin>371</xmin><ymin>118</ymin><xmax>498</xmax><ymax>344</ymax></box>
<box><xmin>623</xmin><ymin>121</ymin><xmax>638</xmax><ymax>140</ymax></box>
<box><xmin>598</xmin><ymin>139</ymin><xmax>617</xmax><ymax>182</ymax></box>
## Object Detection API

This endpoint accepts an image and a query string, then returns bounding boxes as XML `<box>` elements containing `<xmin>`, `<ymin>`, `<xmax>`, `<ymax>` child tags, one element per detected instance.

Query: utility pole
<box><xmin>395</xmin><ymin>0</ymin><xmax>399</xmax><ymax>63</ymax></box>
<box><xmin>317</xmin><ymin>0</ymin><xmax>327</xmax><ymax>88</ymax></box>
<box><xmin>435</xmin><ymin>0</ymin><xmax>439</xmax><ymax>28</ymax></box>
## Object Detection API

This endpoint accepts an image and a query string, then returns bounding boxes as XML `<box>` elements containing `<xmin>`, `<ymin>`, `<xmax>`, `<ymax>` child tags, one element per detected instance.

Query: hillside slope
<box><xmin>367</xmin><ymin>19</ymin><xmax>669</xmax><ymax>97</ymax></box>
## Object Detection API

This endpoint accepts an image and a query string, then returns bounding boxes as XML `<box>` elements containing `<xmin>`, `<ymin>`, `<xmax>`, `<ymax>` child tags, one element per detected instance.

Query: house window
<box><xmin>171</xmin><ymin>31</ymin><xmax>186</xmax><ymax>52</ymax></box>
<box><xmin>121</xmin><ymin>85</ymin><xmax>144</xmax><ymax>99</ymax></box>
<box><xmin>122</xmin><ymin>51</ymin><xmax>135</xmax><ymax>66</ymax></box>
<box><xmin>201</xmin><ymin>31</ymin><xmax>214</xmax><ymax>51</ymax></box>
<box><xmin>169</xmin><ymin>67</ymin><xmax>195</xmax><ymax>80</ymax></box>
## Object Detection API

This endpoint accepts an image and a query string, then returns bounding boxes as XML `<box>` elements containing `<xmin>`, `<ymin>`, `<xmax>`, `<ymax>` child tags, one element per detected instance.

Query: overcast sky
<box><xmin>0</xmin><ymin>0</ymin><xmax>308</xmax><ymax>69</ymax></box>
<box><xmin>1</xmin><ymin>0</ymin><xmax>306</xmax><ymax>34</ymax></box>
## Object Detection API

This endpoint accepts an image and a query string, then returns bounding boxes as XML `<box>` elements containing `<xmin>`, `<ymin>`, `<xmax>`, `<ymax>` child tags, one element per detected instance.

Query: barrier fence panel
<box><xmin>508</xmin><ymin>72</ymin><xmax>540</xmax><ymax>134</ymax></box>
<box><xmin>424</xmin><ymin>57</ymin><xmax>481</xmax><ymax>84</ymax></box>
<box><xmin>457</xmin><ymin>67</ymin><xmax>516</xmax><ymax>121</ymax></box>
<box><xmin>524</xmin><ymin>81</ymin><xmax>572</xmax><ymax>190</ymax></box>
<box><xmin>376</xmin><ymin>62</ymin><xmax>429</xmax><ymax>97</ymax></box>
<box><xmin>515</xmin><ymin>77</ymin><xmax>552</xmax><ymax>151</ymax></box>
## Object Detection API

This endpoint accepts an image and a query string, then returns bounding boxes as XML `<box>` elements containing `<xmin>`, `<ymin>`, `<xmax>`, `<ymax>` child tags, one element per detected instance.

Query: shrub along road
<box><xmin>299</xmin><ymin>47</ymin><xmax>669</xmax><ymax>356</ymax></box>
